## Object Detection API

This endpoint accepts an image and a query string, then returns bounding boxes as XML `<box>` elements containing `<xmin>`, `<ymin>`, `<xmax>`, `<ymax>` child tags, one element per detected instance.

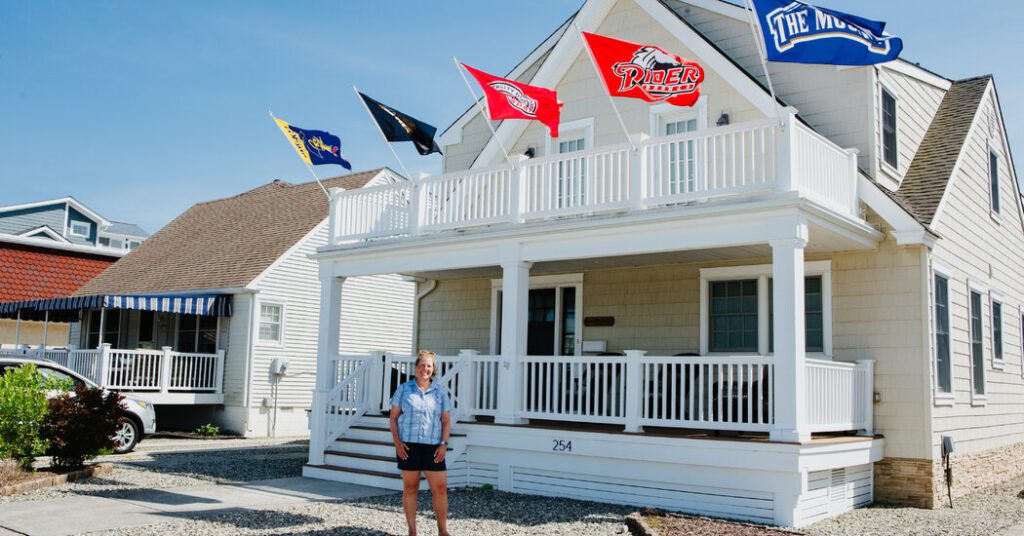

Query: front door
<box><xmin>527</xmin><ymin>289</ymin><xmax>556</xmax><ymax>355</ymax></box>
<box><xmin>493</xmin><ymin>282</ymin><xmax>581</xmax><ymax>357</ymax></box>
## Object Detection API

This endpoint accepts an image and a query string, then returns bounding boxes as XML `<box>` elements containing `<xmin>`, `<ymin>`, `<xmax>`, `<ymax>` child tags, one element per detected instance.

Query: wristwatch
<box><xmin>440</xmin><ymin>440</ymin><xmax>448</xmax><ymax>446</ymax></box>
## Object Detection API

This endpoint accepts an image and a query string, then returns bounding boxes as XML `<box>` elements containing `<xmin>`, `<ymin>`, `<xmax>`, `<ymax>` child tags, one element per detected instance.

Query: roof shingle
<box><xmin>73</xmin><ymin>170</ymin><xmax>384</xmax><ymax>296</ymax></box>
<box><xmin>895</xmin><ymin>76</ymin><xmax>991</xmax><ymax>225</ymax></box>
<box><xmin>0</xmin><ymin>244</ymin><xmax>114</xmax><ymax>302</ymax></box>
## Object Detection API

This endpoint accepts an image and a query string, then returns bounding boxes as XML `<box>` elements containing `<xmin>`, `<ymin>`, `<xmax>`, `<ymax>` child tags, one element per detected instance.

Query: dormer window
<box><xmin>881</xmin><ymin>87</ymin><xmax>898</xmax><ymax>169</ymax></box>
<box><xmin>69</xmin><ymin>222</ymin><xmax>90</xmax><ymax>237</ymax></box>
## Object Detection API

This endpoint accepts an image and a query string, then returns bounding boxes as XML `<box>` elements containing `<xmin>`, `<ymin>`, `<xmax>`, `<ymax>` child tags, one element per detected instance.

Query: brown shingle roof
<box><xmin>895</xmin><ymin>76</ymin><xmax>991</xmax><ymax>225</ymax></box>
<box><xmin>74</xmin><ymin>170</ymin><xmax>385</xmax><ymax>295</ymax></box>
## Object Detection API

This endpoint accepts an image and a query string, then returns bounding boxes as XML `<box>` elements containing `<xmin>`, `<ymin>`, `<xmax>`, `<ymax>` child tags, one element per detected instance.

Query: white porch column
<box><xmin>309</xmin><ymin>274</ymin><xmax>345</xmax><ymax>465</ymax></box>
<box><xmin>13</xmin><ymin>309</ymin><xmax>21</xmax><ymax>347</ymax></box>
<box><xmin>457</xmin><ymin>349</ymin><xmax>479</xmax><ymax>422</ymax></box>
<box><xmin>770</xmin><ymin>236</ymin><xmax>810</xmax><ymax>443</ymax></box>
<box><xmin>496</xmin><ymin>255</ymin><xmax>530</xmax><ymax>425</ymax></box>
<box><xmin>623</xmin><ymin>350</ymin><xmax>646</xmax><ymax>433</ymax></box>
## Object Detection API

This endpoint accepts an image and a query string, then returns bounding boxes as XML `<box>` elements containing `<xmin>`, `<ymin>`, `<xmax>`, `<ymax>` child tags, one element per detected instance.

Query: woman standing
<box><xmin>389</xmin><ymin>350</ymin><xmax>452</xmax><ymax>536</ymax></box>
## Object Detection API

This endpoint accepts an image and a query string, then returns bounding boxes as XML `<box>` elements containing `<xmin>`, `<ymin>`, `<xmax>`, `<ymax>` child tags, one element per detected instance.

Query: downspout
<box><xmin>242</xmin><ymin>291</ymin><xmax>260</xmax><ymax>435</ymax></box>
<box><xmin>14</xmin><ymin>309</ymin><xmax>21</xmax><ymax>347</ymax></box>
<box><xmin>407</xmin><ymin>278</ymin><xmax>437</xmax><ymax>352</ymax></box>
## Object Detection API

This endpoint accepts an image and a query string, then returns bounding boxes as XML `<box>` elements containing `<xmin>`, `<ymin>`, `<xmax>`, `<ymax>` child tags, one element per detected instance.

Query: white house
<box><xmin>303</xmin><ymin>0</ymin><xmax>1022</xmax><ymax>527</ymax></box>
<box><xmin>0</xmin><ymin>169</ymin><xmax>416</xmax><ymax>437</ymax></box>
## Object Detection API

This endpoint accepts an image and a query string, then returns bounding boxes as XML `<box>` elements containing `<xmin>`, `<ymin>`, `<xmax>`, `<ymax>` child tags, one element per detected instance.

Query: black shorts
<box><xmin>396</xmin><ymin>442</ymin><xmax>446</xmax><ymax>472</ymax></box>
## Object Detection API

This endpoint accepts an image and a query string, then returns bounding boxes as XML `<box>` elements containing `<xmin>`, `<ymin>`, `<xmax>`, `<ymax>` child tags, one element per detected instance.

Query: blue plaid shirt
<box><xmin>390</xmin><ymin>379</ymin><xmax>453</xmax><ymax>445</ymax></box>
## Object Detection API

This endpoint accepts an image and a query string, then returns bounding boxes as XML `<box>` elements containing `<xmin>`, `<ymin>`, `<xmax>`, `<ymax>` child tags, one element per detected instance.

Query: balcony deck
<box><xmin>328</xmin><ymin>112</ymin><xmax>859</xmax><ymax>247</ymax></box>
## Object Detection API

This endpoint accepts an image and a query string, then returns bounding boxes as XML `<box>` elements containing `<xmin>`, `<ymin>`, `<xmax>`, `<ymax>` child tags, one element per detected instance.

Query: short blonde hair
<box><xmin>415</xmin><ymin>350</ymin><xmax>437</xmax><ymax>368</ymax></box>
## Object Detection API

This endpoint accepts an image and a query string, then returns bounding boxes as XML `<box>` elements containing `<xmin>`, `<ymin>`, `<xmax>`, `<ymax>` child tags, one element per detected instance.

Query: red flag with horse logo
<box><xmin>581</xmin><ymin>32</ymin><xmax>705</xmax><ymax>107</ymax></box>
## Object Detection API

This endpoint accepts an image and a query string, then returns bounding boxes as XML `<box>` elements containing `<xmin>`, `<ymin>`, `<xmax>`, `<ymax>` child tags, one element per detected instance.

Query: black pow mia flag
<box><xmin>358</xmin><ymin>92</ymin><xmax>442</xmax><ymax>156</ymax></box>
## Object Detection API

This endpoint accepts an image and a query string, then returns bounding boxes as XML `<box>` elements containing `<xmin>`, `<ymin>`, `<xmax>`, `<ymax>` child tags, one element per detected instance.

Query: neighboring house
<box><xmin>0</xmin><ymin>236</ymin><xmax>120</xmax><ymax>347</ymax></box>
<box><xmin>0</xmin><ymin>197</ymin><xmax>149</xmax><ymax>253</ymax></box>
<box><xmin>0</xmin><ymin>197</ymin><xmax>147</xmax><ymax>347</ymax></box>
<box><xmin>0</xmin><ymin>169</ymin><xmax>415</xmax><ymax>438</ymax></box>
<box><xmin>303</xmin><ymin>0</ymin><xmax>1023</xmax><ymax>528</ymax></box>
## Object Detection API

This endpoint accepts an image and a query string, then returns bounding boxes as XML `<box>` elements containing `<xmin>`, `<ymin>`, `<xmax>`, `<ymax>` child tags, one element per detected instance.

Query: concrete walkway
<box><xmin>0</xmin><ymin>477</ymin><xmax>392</xmax><ymax>536</ymax></box>
<box><xmin>1000</xmin><ymin>523</ymin><xmax>1024</xmax><ymax>536</ymax></box>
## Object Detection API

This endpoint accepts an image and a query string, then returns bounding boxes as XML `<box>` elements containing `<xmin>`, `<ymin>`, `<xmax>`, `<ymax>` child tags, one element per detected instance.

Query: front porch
<box><xmin>0</xmin><ymin>293</ymin><xmax>231</xmax><ymax>404</ymax></box>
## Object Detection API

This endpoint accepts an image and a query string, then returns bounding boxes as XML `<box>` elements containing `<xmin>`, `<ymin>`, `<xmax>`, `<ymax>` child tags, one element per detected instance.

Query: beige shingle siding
<box><xmin>417</xmin><ymin>278</ymin><xmax>492</xmax><ymax>354</ymax></box>
<box><xmin>930</xmin><ymin>86</ymin><xmax>1024</xmax><ymax>457</ymax></box>
<box><xmin>875</xmin><ymin>68</ymin><xmax>947</xmax><ymax>187</ymax></box>
<box><xmin>73</xmin><ymin>170</ymin><xmax>382</xmax><ymax>295</ymax></box>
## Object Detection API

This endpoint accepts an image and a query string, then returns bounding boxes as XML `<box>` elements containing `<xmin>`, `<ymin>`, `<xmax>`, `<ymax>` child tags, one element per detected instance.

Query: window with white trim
<box><xmin>881</xmin><ymin>87</ymin><xmax>898</xmax><ymax>169</ymax></box>
<box><xmin>258</xmin><ymin>303</ymin><xmax>284</xmax><ymax>344</ymax></box>
<box><xmin>709</xmin><ymin>280</ymin><xmax>758</xmax><ymax>352</ymax></box>
<box><xmin>990</xmin><ymin>149</ymin><xmax>1000</xmax><ymax>214</ymax></box>
<box><xmin>992</xmin><ymin>298</ymin><xmax>1003</xmax><ymax>366</ymax></box>
<box><xmin>700</xmin><ymin>262</ymin><xmax>832</xmax><ymax>356</ymax></box>
<box><xmin>933</xmin><ymin>274</ymin><xmax>952</xmax><ymax>396</ymax></box>
<box><xmin>969</xmin><ymin>289</ymin><xmax>986</xmax><ymax>397</ymax></box>
<box><xmin>69</xmin><ymin>221</ymin><xmax>90</xmax><ymax>237</ymax></box>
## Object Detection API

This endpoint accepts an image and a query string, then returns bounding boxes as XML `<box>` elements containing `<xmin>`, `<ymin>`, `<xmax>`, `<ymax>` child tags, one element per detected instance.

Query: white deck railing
<box><xmin>312</xmin><ymin>351</ymin><xmax>873</xmax><ymax>441</ymax></box>
<box><xmin>328</xmin><ymin>111</ymin><xmax>859</xmax><ymax>244</ymax></box>
<box><xmin>805</xmin><ymin>358</ymin><xmax>874</xmax><ymax>433</ymax></box>
<box><xmin>5</xmin><ymin>345</ymin><xmax>224</xmax><ymax>394</ymax></box>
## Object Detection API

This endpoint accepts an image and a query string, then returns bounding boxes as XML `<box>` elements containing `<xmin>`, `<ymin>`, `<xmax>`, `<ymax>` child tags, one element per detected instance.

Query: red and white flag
<box><xmin>581</xmin><ymin>32</ymin><xmax>705</xmax><ymax>107</ymax></box>
<box><xmin>462</xmin><ymin>63</ymin><xmax>563</xmax><ymax>137</ymax></box>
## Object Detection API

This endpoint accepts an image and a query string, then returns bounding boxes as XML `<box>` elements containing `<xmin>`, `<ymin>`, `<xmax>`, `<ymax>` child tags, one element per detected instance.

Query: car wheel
<box><xmin>112</xmin><ymin>417</ymin><xmax>140</xmax><ymax>454</ymax></box>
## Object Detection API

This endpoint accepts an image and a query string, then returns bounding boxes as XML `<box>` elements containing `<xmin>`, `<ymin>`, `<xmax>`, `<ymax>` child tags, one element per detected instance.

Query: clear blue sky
<box><xmin>2</xmin><ymin>1</ymin><xmax>1021</xmax><ymax>234</ymax></box>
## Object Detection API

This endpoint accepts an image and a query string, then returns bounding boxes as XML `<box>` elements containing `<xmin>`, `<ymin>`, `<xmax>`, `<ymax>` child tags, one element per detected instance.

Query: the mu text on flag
<box><xmin>581</xmin><ymin>32</ymin><xmax>704</xmax><ymax>107</ymax></box>
<box><xmin>273</xmin><ymin>117</ymin><xmax>352</xmax><ymax>170</ymax></box>
<box><xmin>462</xmin><ymin>63</ymin><xmax>563</xmax><ymax>137</ymax></box>
<box><xmin>752</xmin><ymin>0</ymin><xmax>902</xmax><ymax>65</ymax></box>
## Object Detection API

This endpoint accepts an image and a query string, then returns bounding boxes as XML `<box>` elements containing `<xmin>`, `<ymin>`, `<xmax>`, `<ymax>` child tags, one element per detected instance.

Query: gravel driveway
<box><xmin>2</xmin><ymin>439</ymin><xmax>633</xmax><ymax>535</ymax></box>
<box><xmin>6</xmin><ymin>439</ymin><xmax>1024</xmax><ymax>535</ymax></box>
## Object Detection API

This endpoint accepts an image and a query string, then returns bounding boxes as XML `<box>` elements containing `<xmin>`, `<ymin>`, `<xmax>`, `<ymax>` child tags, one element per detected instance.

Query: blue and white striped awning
<box><xmin>0</xmin><ymin>294</ymin><xmax>232</xmax><ymax>317</ymax></box>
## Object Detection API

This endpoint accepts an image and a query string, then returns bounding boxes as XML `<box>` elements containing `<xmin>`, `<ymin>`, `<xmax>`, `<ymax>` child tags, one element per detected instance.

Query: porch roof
<box><xmin>0</xmin><ymin>292</ymin><xmax>232</xmax><ymax>319</ymax></box>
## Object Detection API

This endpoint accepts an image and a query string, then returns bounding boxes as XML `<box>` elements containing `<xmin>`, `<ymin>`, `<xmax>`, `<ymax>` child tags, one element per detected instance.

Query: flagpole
<box><xmin>352</xmin><ymin>86</ymin><xmax>414</xmax><ymax>180</ymax></box>
<box><xmin>743</xmin><ymin>0</ymin><xmax>785</xmax><ymax>126</ymax></box>
<box><xmin>573</xmin><ymin>23</ymin><xmax>636</xmax><ymax>151</ymax></box>
<box><xmin>268</xmin><ymin>110</ymin><xmax>331</xmax><ymax>199</ymax></box>
<box><xmin>452</xmin><ymin>57</ymin><xmax>516</xmax><ymax>169</ymax></box>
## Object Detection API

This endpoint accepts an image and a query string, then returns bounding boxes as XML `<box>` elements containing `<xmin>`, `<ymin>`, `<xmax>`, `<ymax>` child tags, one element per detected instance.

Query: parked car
<box><xmin>0</xmin><ymin>358</ymin><xmax>157</xmax><ymax>453</ymax></box>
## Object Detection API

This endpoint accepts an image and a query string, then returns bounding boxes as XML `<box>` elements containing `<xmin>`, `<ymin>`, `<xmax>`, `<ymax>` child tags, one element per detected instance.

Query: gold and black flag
<box><xmin>357</xmin><ymin>92</ymin><xmax>442</xmax><ymax>156</ymax></box>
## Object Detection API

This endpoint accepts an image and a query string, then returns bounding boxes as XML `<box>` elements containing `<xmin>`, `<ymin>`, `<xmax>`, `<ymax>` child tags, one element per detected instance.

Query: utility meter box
<box><xmin>271</xmin><ymin>358</ymin><xmax>289</xmax><ymax>377</ymax></box>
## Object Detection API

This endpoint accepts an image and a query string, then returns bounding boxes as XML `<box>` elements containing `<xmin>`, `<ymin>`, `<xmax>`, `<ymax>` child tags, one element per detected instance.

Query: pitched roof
<box><xmin>102</xmin><ymin>221</ymin><xmax>149</xmax><ymax>238</ymax></box>
<box><xmin>73</xmin><ymin>170</ymin><xmax>385</xmax><ymax>296</ymax></box>
<box><xmin>894</xmin><ymin>76</ymin><xmax>992</xmax><ymax>225</ymax></box>
<box><xmin>0</xmin><ymin>243</ymin><xmax>114</xmax><ymax>302</ymax></box>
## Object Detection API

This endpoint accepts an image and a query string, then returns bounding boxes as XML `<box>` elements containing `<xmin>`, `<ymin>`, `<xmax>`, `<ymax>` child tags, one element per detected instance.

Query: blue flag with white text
<box><xmin>751</xmin><ymin>0</ymin><xmax>902</xmax><ymax>65</ymax></box>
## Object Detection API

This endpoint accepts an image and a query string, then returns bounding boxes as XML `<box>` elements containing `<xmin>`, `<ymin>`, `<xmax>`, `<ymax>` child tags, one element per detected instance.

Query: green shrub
<box><xmin>481</xmin><ymin>483</ymin><xmax>494</xmax><ymax>490</ymax></box>
<box><xmin>42</xmin><ymin>385</ymin><xmax>123</xmax><ymax>469</ymax></box>
<box><xmin>0</xmin><ymin>364</ymin><xmax>69</xmax><ymax>470</ymax></box>
<box><xmin>195</xmin><ymin>423</ymin><xmax>220</xmax><ymax>437</ymax></box>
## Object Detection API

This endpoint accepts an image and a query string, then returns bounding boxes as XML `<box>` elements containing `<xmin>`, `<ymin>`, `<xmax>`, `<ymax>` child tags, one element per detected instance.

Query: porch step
<box><xmin>308</xmin><ymin>415</ymin><xmax>463</xmax><ymax>491</ymax></box>
<box><xmin>302</xmin><ymin>464</ymin><xmax>425</xmax><ymax>491</ymax></box>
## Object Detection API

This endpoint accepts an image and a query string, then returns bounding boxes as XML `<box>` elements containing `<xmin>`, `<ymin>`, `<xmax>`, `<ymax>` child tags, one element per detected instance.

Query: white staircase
<box><xmin>303</xmin><ymin>414</ymin><xmax>466</xmax><ymax>490</ymax></box>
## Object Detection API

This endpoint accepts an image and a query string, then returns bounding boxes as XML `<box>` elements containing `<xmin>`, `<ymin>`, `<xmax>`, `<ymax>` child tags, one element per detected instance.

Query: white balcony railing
<box><xmin>327</xmin><ymin>110</ymin><xmax>859</xmax><ymax>245</ymax></box>
<box><xmin>3</xmin><ymin>345</ymin><xmax>224</xmax><ymax>394</ymax></box>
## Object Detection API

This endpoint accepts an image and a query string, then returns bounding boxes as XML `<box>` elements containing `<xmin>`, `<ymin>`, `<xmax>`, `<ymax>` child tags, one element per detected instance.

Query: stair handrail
<box><xmin>324</xmin><ymin>357</ymin><xmax>374</xmax><ymax>445</ymax></box>
<box><xmin>436</xmin><ymin>357</ymin><xmax>468</xmax><ymax>421</ymax></box>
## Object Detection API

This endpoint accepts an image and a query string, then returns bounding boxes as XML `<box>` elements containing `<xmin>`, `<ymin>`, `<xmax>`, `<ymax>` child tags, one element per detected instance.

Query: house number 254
<box><xmin>551</xmin><ymin>439</ymin><xmax>572</xmax><ymax>452</ymax></box>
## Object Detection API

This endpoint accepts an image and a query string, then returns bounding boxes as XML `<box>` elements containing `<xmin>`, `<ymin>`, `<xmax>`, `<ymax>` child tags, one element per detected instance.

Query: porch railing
<box><xmin>327</xmin><ymin>110</ymin><xmax>860</xmax><ymax>245</ymax></box>
<box><xmin>4</xmin><ymin>345</ymin><xmax>225</xmax><ymax>394</ymax></box>
<box><xmin>312</xmin><ymin>351</ymin><xmax>874</xmax><ymax>444</ymax></box>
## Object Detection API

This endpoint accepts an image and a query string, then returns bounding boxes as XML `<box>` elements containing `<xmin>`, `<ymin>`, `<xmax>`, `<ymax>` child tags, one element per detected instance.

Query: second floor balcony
<box><xmin>328</xmin><ymin>109</ymin><xmax>859</xmax><ymax>246</ymax></box>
